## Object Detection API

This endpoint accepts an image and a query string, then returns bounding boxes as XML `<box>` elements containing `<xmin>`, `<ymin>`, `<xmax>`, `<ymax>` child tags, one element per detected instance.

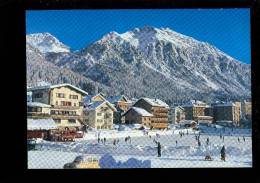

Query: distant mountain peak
<box><xmin>26</xmin><ymin>32</ymin><xmax>70</xmax><ymax>53</ymax></box>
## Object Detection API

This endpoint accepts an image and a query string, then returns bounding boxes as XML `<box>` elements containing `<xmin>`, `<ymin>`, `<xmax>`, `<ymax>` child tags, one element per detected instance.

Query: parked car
<box><xmin>63</xmin><ymin>155</ymin><xmax>100</xmax><ymax>169</ymax></box>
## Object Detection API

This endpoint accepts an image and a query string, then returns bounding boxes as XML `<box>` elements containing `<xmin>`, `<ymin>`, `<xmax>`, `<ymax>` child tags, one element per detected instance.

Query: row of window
<box><xmin>56</xmin><ymin>93</ymin><xmax>79</xmax><ymax>99</ymax></box>
<box><xmin>53</xmin><ymin>119</ymin><xmax>76</xmax><ymax>123</ymax></box>
<box><xmin>27</xmin><ymin>107</ymin><xmax>42</xmax><ymax>112</ymax></box>
<box><xmin>55</xmin><ymin>101</ymin><xmax>83</xmax><ymax>107</ymax></box>
<box><xmin>51</xmin><ymin>110</ymin><xmax>77</xmax><ymax>116</ymax></box>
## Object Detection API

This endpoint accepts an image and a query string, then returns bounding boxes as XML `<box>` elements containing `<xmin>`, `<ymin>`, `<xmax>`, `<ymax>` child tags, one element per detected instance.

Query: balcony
<box><xmin>27</xmin><ymin>112</ymin><xmax>51</xmax><ymax>118</ymax></box>
<box><xmin>52</xmin><ymin>105</ymin><xmax>81</xmax><ymax>110</ymax></box>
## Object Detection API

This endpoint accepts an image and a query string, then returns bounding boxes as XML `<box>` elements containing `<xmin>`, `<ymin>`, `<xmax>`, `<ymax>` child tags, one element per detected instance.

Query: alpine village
<box><xmin>27</xmin><ymin>82</ymin><xmax>252</xmax><ymax>142</ymax></box>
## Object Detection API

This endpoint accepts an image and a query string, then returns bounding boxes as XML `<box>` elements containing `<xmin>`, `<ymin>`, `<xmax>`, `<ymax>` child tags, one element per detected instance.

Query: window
<box><xmin>56</xmin><ymin>101</ymin><xmax>58</xmax><ymax>105</ymax></box>
<box><xmin>74</xmin><ymin>103</ymin><xmax>77</xmax><ymax>107</ymax></box>
<box><xmin>37</xmin><ymin>107</ymin><xmax>42</xmax><ymax>112</ymax></box>
<box><xmin>56</xmin><ymin>93</ymin><xmax>65</xmax><ymax>98</ymax></box>
<box><xmin>97</xmin><ymin>119</ymin><xmax>103</xmax><ymax>123</ymax></box>
<box><xmin>34</xmin><ymin>93</ymin><xmax>43</xmax><ymax>98</ymax></box>
<box><xmin>61</xmin><ymin>101</ymin><xmax>72</xmax><ymax>106</ymax></box>
<box><xmin>97</xmin><ymin>113</ymin><xmax>102</xmax><ymax>116</ymax></box>
<box><xmin>69</xmin><ymin>95</ymin><xmax>78</xmax><ymax>99</ymax></box>
<box><xmin>79</xmin><ymin>102</ymin><xmax>83</xmax><ymax>106</ymax></box>
<box><xmin>68</xmin><ymin>119</ymin><xmax>76</xmax><ymax>123</ymax></box>
<box><xmin>54</xmin><ymin>119</ymin><xmax>61</xmax><ymax>123</ymax></box>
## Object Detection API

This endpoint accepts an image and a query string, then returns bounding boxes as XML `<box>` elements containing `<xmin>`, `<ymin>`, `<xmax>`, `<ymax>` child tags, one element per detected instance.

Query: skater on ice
<box><xmin>220</xmin><ymin>145</ymin><xmax>226</xmax><ymax>162</ymax></box>
<box><xmin>157</xmin><ymin>142</ymin><xmax>161</xmax><ymax>157</ymax></box>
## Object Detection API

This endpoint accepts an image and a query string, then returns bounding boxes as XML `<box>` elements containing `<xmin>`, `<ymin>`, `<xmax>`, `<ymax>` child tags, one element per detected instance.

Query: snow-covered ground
<box><xmin>28</xmin><ymin>127</ymin><xmax>252</xmax><ymax>168</ymax></box>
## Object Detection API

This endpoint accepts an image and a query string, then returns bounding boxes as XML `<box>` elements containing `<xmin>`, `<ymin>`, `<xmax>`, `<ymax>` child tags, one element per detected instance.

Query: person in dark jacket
<box><xmin>157</xmin><ymin>142</ymin><xmax>161</xmax><ymax>157</ymax></box>
<box><xmin>220</xmin><ymin>145</ymin><xmax>226</xmax><ymax>161</ymax></box>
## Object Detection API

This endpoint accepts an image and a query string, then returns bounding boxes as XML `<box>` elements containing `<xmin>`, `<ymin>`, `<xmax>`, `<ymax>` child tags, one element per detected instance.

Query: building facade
<box><xmin>213</xmin><ymin>102</ymin><xmax>241</xmax><ymax>126</ymax></box>
<box><xmin>183</xmin><ymin>101</ymin><xmax>211</xmax><ymax>120</ymax></box>
<box><xmin>133</xmin><ymin>98</ymin><xmax>169</xmax><ymax>129</ymax></box>
<box><xmin>123</xmin><ymin>107</ymin><xmax>153</xmax><ymax>127</ymax></box>
<box><xmin>28</xmin><ymin>83</ymin><xmax>88</xmax><ymax>130</ymax></box>
<box><xmin>83</xmin><ymin>101</ymin><xmax>117</xmax><ymax>129</ymax></box>
<box><xmin>170</xmin><ymin>106</ymin><xmax>185</xmax><ymax>124</ymax></box>
<box><xmin>106</xmin><ymin>95</ymin><xmax>132</xmax><ymax>124</ymax></box>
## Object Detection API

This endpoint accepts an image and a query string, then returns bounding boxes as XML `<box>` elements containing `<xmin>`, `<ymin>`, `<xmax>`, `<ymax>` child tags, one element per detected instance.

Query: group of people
<box><xmin>97</xmin><ymin>137</ymin><xmax>106</xmax><ymax>144</ymax></box>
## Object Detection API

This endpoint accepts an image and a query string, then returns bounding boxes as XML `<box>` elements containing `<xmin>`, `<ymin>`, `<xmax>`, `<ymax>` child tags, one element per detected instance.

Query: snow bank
<box><xmin>99</xmin><ymin>154</ymin><xmax>151</xmax><ymax>168</ymax></box>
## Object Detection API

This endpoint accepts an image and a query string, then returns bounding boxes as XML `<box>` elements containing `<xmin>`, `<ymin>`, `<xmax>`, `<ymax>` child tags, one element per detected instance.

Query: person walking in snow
<box><xmin>104</xmin><ymin>138</ymin><xmax>106</xmax><ymax>144</ymax></box>
<box><xmin>220</xmin><ymin>145</ymin><xmax>226</xmax><ymax>161</ymax></box>
<box><xmin>206</xmin><ymin>137</ymin><xmax>209</xmax><ymax>146</ymax></box>
<box><xmin>176</xmin><ymin>140</ymin><xmax>178</xmax><ymax>146</ymax></box>
<box><xmin>243</xmin><ymin>136</ymin><xmax>245</xmax><ymax>142</ymax></box>
<box><xmin>157</xmin><ymin>142</ymin><xmax>161</xmax><ymax>157</ymax></box>
<box><xmin>198</xmin><ymin>140</ymin><xmax>201</xmax><ymax>147</ymax></box>
<box><xmin>98</xmin><ymin>137</ymin><xmax>100</xmax><ymax>143</ymax></box>
<box><xmin>238</xmin><ymin>137</ymin><xmax>240</xmax><ymax>142</ymax></box>
<box><xmin>222</xmin><ymin>136</ymin><xmax>225</xmax><ymax>142</ymax></box>
<box><xmin>113</xmin><ymin>139</ymin><xmax>116</xmax><ymax>146</ymax></box>
<box><xmin>117</xmin><ymin>139</ymin><xmax>119</xmax><ymax>144</ymax></box>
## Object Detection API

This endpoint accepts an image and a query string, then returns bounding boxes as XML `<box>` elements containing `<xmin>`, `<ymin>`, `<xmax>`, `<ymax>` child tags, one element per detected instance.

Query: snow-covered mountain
<box><xmin>26</xmin><ymin>26</ymin><xmax>251</xmax><ymax>104</ymax></box>
<box><xmin>26</xmin><ymin>33</ymin><xmax>70</xmax><ymax>53</ymax></box>
<box><xmin>26</xmin><ymin>43</ymin><xmax>109</xmax><ymax>95</ymax></box>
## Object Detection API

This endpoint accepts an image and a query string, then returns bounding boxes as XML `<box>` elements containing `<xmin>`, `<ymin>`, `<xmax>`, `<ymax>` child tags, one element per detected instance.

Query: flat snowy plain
<box><xmin>28</xmin><ymin>127</ymin><xmax>252</xmax><ymax>168</ymax></box>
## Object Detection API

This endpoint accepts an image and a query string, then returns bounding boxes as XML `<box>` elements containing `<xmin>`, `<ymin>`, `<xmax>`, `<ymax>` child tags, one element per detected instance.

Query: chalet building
<box><xmin>106</xmin><ymin>95</ymin><xmax>132</xmax><ymax>123</ymax></box>
<box><xmin>83</xmin><ymin>100</ymin><xmax>117</xmax><ymax>129</ymax></box>
<box><xmin>182</xmin><ymin>100</ymin><xmax>212</xmax><ymax>121</ymax></box>
<box><xmin>133</xmin><ymin>98</ymin><xmax>169</xmax><ymax>129</ymax></box>
<box><xmin>213</xmin><ymin>102</ymin><xmax>241</xmax><ymax>126</ymax></box>
<box><xmin>27</xmin><ymin>83</ymin><xmax>88</xmax><ymax>130</ymax></box>
<box><xmin>123</xmin><ymin>107</ymin><xmax>153</xmax><ymax>127</ymax></box>
<box><xmin>169</xmin><ymin>106</ymin><xmax>185</xmax><ymax>124</ymax></box>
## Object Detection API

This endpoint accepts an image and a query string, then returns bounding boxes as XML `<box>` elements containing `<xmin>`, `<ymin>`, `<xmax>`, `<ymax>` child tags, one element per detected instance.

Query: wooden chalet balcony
<box><xmin>151</xmin><ymin>122</ymin><xmax>168</xmax><ymax>129</ymax></box>
<box><xmin>52</xmin><ymin>105</ymin><xmax>81</xmax><ymax>110</ymax></box>
<box><xmin>151</xmin><ymin>118</ymin><xmax>168</xmax><ymax>123</ymax></box>
<box><xmin>151</xmin><ymin>108</ymin><xmax>168</xmax><ymax>113</ymax></box>
<box><xmin>153</xmin><ymin>113</ymin><xmax>168</xmax><ymax>117</ymax></box>
<box><xmin>50</xmin><ymin>114</ymin><xmax>80</xmax><ymax>119</ymax></box>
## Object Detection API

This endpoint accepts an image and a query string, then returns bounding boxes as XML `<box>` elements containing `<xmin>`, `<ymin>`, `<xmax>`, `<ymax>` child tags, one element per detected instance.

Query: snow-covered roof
<box><xmin>136</xmin><ymin>98</ymin><xmax>169</xmax><ymax>108</ymax></box>
<box><xmin>83</xmin><ymin>93</ymin><xmax>106</xmax><ymax>104</ymax></box>
<box><xmin>106</xmin><ymin>95</ymin><xmax>128</xmax><ymax>104</ymax></box>
<box><xmin>182</xmin><ymin>100</ymin><xmax>209</xmax><ymax>107</ymax></box>
<box><xmin>214</xmin><ymin>102</ymin><xmax>236</xmax><ymax>107</ymax></box>
<box><xmin>124</xmin><ymin>107</ymin><xmax>153</xmax><ymax>117</ymax></box>
<box><xmin>28</xmin><ymin>83</ymin><xmax>88</xmax><ymax>95</ymax></box>
<box><xmin>27</xmin><ymin>102</ymin><xmax>51</xmax><ymax>108</ymax></box>
<box><xmin>216</xmin><ymin>120</ymin><xmax>233</xmax><ymax>123</ymax></box>
<box><xmin>27</xmin><ymin>118</ymin><xmax>57</xmax><ymax>130</ymax></box>
<box><xmin>84</xmin><ymin>100</ymin><xmax>117</xmax><ymax>112</ymax></box>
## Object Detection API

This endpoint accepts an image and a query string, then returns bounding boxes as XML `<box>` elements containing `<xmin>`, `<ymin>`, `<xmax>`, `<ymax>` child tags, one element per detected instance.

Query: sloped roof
<box><xmin>106</xmin><ymin>95</ymin><xmax>129</xmax><ymax>104</ymax></box>
<box><xmin>84</xmin><ymin>100</ymin><xmax>117</xmax><ymax>112</ymax></box>
<box><xmin>27</xmin><ymin>83</ymin><xmax>88</xmax><ymax>95</ymax></box>
<box><xmin>27</xmin><ymin>118</ymin><xmax>57</xmax><ymax>130</ymax></box>
<box><xmin>132</xmin><ymin>107</ymin><xmax>153</xmax><ymax>116</ymax></box>
<box><xmin>83</xmin><ymin>93</ymin><xmax>106</xmax><ymax>104</ymax></box>
<box><xmin>135</xmin><ymin>98</ymin><xmax>169</xmax><ymax>108</ymax></box>
<box><xmin>27</xmin><ymin>102</ymin><xmax>51</xmax><ymax>108</ymax></box>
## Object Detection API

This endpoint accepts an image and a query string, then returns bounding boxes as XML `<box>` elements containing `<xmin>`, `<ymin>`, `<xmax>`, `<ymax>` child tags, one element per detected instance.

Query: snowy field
<box><xmin>28</xmin><ymin>127</ymin><xmax>252</xmax><ymax>168</ymax></box>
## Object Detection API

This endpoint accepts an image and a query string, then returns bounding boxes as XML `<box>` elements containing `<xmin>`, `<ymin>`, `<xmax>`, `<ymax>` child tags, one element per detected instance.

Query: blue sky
<box><xmin>26</xmin><ymin>9</ymin><xmax>250</xmax><ymax>64</ymax></box>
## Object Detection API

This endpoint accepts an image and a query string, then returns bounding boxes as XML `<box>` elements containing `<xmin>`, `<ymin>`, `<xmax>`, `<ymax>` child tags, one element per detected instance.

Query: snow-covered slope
<box><xmin>26</xmin><ymin>26</ymin><xmax>251</xmax><ymax>103</ymax></box>
<box><xmin>26</xmin><ymin>43</ymin><xmax>109</xmax><ymax>94</ymax></box>
<box><xmin>26</xmin><ymin>32</ymin><xmax>70</xmax><ymax>53</ymax></box>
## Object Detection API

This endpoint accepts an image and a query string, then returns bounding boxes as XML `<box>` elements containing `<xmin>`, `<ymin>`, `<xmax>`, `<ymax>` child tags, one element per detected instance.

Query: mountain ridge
<box><xmin>26</xmin><ymin>26</ymin><xmax>251</xmax><ymax>104</ymax></box>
